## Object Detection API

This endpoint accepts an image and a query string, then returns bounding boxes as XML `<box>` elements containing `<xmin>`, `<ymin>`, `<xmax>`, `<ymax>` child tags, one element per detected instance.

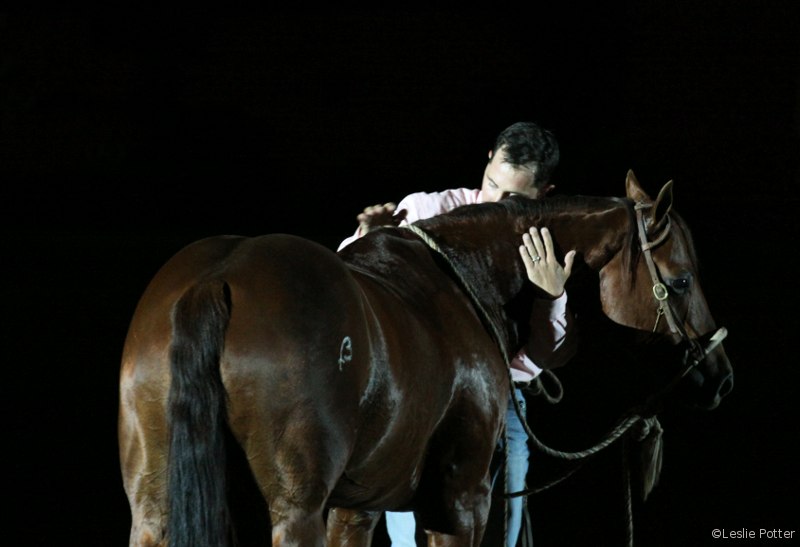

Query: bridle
<box><xmin>633</xmin><ymin>201</ymin><xmax>728</xmax><ymax>378</ymax></box>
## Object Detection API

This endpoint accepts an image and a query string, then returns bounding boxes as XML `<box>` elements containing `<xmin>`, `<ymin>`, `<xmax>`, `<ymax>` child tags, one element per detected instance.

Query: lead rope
<box><xmin>512</xmin><ymin>369</ymin><xmax>562</xmax><ymax>547</ymax></box>
<box><xmin>403</xmin><ymin>224</ymin><xmax>647</xmax><ymax>547</ymax></box>
<box><xmin>509</xmin><ymin>385</ymin><xmax>659</xmax><ymax>547</ymax></box>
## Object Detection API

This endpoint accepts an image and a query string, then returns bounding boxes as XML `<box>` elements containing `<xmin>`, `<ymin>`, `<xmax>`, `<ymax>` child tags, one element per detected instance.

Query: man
<box><xmin>338</xmin><ymin>121</ymin><xmax>576</xmax><ymax>546</ymax></box>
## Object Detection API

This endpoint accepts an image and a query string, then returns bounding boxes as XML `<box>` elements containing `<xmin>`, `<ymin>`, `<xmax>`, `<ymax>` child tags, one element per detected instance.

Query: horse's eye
<box><xmin>670</xmin><ymin>276</ymin><xmax>691</xmax><ymax>294</ymax></box>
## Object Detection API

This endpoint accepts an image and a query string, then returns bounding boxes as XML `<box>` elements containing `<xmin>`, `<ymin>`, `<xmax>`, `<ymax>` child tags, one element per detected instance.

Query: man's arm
<box><xmin>337</xmin><ymin>202</ymin><xmax>407</xmax><ymax>251</ymax></box>
<box><xmin>337</xmin><ymin>189</ymin><xmax>480</xmax><ymax>251</ymax></box>
<box><xmin>525</xmin><ymin>294</ymin><xmax>576</xmax><ymax>369</ymax></box>
<box><xmin>518</xmin><ymin>226</ymin><xmax>577</xmax><ymax>369</ymax></box>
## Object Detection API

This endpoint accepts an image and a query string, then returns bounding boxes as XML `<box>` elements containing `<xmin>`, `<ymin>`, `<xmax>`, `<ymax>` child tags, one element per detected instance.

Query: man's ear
<box><xmin>488</xmin><ymin>149</ymin><xmax>494</xmax><ymax>160</ymax></box>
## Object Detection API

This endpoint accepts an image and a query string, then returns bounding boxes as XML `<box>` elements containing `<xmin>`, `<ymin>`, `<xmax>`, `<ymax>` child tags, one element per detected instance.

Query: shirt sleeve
<box><xmin>395</xmin><ymin>188</ymin><xmax>480</xmax><ymax>225</ymax></box>
<box><xmin>337</xmin><ymin>228</ymin><xmax>364</xmax><ymax>251</ymax></box>
<box><xmin>509</xmin><ymin>292</ymin><xmax>575</xmax><ymax>382</ymax></box>
<box><xmin>337</xmin><ymin>188</ymin><xmax>479</xmax><ymax>251</ymax></box>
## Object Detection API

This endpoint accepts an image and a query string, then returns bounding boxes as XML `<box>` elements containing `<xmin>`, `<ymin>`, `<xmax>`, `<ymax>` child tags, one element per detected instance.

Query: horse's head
<box><xmin>598</xmin><ymin>170</ymin><xmax>734</xmax><ymax>409</ymax></box>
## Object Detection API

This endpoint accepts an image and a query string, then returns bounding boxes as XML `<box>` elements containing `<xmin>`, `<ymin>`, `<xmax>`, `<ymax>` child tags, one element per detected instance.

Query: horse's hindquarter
<box><xmin>119</xmin><ymin>235</ymin><xmax>248</xmax><ymax>540</ymax></box>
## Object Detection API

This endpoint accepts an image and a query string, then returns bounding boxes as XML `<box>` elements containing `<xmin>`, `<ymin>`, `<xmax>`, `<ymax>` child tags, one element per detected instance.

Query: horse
<box><xmin>118</xmin><ymin>170</ymin><xmax>733</xmax><ymax>546</ymax></box>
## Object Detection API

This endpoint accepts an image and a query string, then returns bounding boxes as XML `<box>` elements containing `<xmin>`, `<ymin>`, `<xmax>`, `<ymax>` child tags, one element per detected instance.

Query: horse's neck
<box><xmin>550</xmin><ymin>200</ymin><xmax>632</xmax><ymax>270</ymax></box>
<box><xmin>412</xmin><ymin>198</ymin><xmax>634</xmax><ymax>356</ymax></box>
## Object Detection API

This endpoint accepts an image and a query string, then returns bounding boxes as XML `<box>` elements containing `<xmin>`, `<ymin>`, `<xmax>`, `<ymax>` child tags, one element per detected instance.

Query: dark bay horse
<box><xmin>118</xmin><ymin>171</ymin><xmax>733</xmax><ymax>546</ymax></box>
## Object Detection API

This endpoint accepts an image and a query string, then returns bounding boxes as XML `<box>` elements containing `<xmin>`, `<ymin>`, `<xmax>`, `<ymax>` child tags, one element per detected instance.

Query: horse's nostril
<box><xmin>717</xmin><ymin>373</ymin><xmax>734</xmax><ymax>399</ymax></box>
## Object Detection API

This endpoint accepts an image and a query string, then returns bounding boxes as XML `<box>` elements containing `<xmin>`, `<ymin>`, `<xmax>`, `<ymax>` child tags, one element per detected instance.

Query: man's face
<box><xmin>480</xmin><ymin>148</ymin><xmax>550</xmax><ymax>202</ymax></box>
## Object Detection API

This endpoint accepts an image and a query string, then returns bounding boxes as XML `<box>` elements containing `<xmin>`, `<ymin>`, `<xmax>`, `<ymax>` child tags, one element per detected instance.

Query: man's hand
<box><xmin>357</xmin><ymin>202</ymin><xmax>408</xmax><ymax>234</ymax></box>
<box><xmin>519</xmin><ymin>227</ymin><xmax>576</xmax><ymax>298</ymax></box>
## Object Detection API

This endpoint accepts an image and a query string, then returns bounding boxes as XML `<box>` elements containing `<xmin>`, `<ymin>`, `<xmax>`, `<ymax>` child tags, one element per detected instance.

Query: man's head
<box><xmin>480</xmin><ymin>121</ymin><xmax>560</xmax><ymax>202</ymax></box>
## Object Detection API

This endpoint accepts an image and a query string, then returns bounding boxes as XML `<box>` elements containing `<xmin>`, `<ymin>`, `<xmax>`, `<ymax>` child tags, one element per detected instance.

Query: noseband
<box><xmin>634</xmin><ymin>202</ymin><xmax>727</xmax><ymax>376</ymax></box>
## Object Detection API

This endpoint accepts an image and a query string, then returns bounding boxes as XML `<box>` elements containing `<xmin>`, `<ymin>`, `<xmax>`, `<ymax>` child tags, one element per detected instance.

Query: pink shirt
<box><xmin>339</xmin><ymin>188</ymin><xmax>571</xmax><ymax>383</ymax></box>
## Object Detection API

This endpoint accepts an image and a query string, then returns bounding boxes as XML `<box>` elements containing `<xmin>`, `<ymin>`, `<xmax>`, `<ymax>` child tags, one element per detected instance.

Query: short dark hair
<box><xmin>492</xmin><ymin>122</ymin><xmax>560</xmax><ymax>185</ymax></box>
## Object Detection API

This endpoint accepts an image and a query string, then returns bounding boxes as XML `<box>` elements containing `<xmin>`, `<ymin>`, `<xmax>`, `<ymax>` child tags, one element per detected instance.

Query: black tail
<box><xmin>167</xmin><ymin>280</ymin><xmax>233</xmax><ymax>547</ymax></box>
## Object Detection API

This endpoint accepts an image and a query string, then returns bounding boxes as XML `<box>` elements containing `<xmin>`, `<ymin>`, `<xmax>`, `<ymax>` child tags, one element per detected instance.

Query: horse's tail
<box><xmin>167</xmin><ymin>279</ymin><xmax>233</xmax><ymax>547</ymax></box>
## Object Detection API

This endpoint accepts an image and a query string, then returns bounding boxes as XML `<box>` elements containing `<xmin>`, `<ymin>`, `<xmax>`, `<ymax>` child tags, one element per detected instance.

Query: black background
<box><xmin>4</xmin><ymin>6</ymin><xmax>798</xmax><ymax>546</ymax></box>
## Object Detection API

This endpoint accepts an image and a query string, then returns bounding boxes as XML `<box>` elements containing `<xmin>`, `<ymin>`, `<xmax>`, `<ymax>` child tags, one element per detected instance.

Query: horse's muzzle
<box><xmin>680</xmin><ymin>327</ymin><xmax>733</xmax><ymax>409</ymax></box>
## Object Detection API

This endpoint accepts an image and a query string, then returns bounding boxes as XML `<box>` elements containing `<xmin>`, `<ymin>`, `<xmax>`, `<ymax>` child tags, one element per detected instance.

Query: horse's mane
<box><xmin>418</xmin><ymin>194</ymin><xmax>640</xmax><ymax>280</ymax></box>
<box><xmin>433</xmin><ymin>194</ymin><xmax>607</xmax><ymax>225</ymax></box>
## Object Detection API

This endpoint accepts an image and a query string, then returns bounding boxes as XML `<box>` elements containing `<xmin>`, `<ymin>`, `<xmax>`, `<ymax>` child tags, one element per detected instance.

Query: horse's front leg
<box><xmin>326</xmin><ymin>507</ymin><xmax>381</xmax><ymax>547</ymax></box>
<box><xmin>425</xmin><ymin>528</ymin><xmax>484</xmax><ymax>547</ymax></box>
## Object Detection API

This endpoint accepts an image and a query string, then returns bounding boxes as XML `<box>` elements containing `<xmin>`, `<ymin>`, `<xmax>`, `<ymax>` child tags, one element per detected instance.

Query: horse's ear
<box><xmin>651</xmin><ymin>181</ymin><xmax>674</xmax><ymax>233</ymax></box>
<box><xmin>626</xmin><ymin>170</ymin><xmax>652</xmax><ymax>203</ymax></box>
<box><xmin>627</xmin><ymin>171</ymin><xmax>673</xmax><ymax>234</ymax></box>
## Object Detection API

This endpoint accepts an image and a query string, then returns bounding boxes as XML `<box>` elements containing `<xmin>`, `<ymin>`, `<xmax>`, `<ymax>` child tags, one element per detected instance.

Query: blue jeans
<box><xmin>385</xmin><ymin>510</ymin><xmax>417</xmax><ymax>547</ymax></box>
<box><xmin>385</xmin><ymin>389</ymin><xmax>529</xmax><ymax>547</ymax></box>
<box><xmin>494</xmin><ymin>388</ymin><xmax>529</xmax><ymax>547</ymax></box>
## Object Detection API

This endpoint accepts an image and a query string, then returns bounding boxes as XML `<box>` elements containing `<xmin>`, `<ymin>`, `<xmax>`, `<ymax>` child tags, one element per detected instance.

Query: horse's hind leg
<box><xmin>326</xmin><ymin>508</ymin><xmax>381</xmax><ymax>547</ymax></box>
<box><xmin>120</xmin><ymin>431</ymin><xmax>169</xmax><ymax>547</ymax></box>
<box><xmin>228</xmin><ymin>393</ymin><xmax>355</xmax><ymax>546</ymax></box>
<box><xmin>119</xmin><ymin>365</ymin><xmax>169</xmax><ymax>547</ymax></box>
<box><xmin>267</xmin><ymin>501</ymin><xmax>327</xmax><ymax>546</ymax></box>
<box><xmin>223</xmin><ymin>429</ymin><xmax>325</xmax><ymax>546</ymax></box>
